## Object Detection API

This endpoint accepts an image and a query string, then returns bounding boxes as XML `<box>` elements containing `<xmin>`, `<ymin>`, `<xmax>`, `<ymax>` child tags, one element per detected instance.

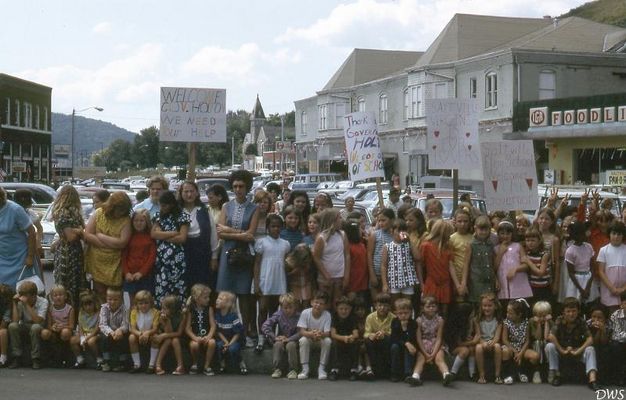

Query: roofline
<box><xmin>0</xmin><ymin>73</ymin><xmax>52</xmax><ymax>91</ymax></box>
<box><xmin>316</xmin><ymin>70</ymin><xmax>408</xmax><ymax>95</ymax></box>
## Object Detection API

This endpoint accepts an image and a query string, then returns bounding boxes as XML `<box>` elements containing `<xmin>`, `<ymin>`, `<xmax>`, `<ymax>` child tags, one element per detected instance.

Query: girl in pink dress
<box><xmin>496</xmin><ymin>221</ymin><xmax>532</xmax><ymax>303</ymax></box>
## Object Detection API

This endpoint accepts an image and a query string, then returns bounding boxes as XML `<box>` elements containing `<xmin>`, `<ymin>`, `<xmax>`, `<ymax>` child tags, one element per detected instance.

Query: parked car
<box><xmin>318</xmin><ymin>180</ymin><xmax>356</xmax><ymax>198</ymax></box>
<box><xmin>537</xmin><ymin>185</ymin><xmax>622</xmax><ymax>218</ymax></box>
<box><xmin>410</xmin><ymin>189</ymin><xmax>487</xmax><ymax>219</ymax></box>
<box><xmin>356</xmin><ymin>189</ymin><xmax>390</xmax><ymax>212</ymax></box>
<box><xmin>40</xmin><ymin>198</ymin><xmax>94</xmax><ymax>268</ymax></box>
<box><xmin>1</xmin><ymin>182</ymin><xmax>57</xmax><ymax>211</ymax></box>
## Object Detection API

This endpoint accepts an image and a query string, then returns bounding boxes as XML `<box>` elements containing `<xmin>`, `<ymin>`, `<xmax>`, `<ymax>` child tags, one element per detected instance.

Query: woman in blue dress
<box><xmin>216</xmin><ymin>170</ymin><xmax>258</xmax><ymax>345</ymax></box>
<box><xmin>151</xmin><ymin>191</ymin><xmax>190</xmax><ymax>306</ymax></box>
<box><xmin>0</xmin><ymin>187</ymin><xmax>37</xmax><ymax>287</ymax></box>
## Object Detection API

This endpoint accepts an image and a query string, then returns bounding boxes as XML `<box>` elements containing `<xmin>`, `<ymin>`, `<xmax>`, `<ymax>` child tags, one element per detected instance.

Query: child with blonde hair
<box><xmin>70</xmin><ymin>290</ymin><xmax>100</xmax><ymax>369</ymax></box>
<box><xmin>185</xmin><ymin>284</ymin><xmax>216</xmax><ymax>376</ymax></box>
<box><xmin>154</xmin><ymin>294</ymin><xmax>186</xmax><ymax>375</ymax></box>
<box><xmin>261</xmin><ymin>293</ymin><xmax>301</xmax><ymax>379</ymax></box>
<box><xmin>474</xmin><ymin>292</ymin><xmax>503</xmax><ymax>384</ymax></box>
<box><xmin>215</xmin><ymin>291</ymin><xmax>246</xmax><ymax>374</ymax></box>
<box><xmin>128</xmin><ymin>290</ymin><xmax>160</xmax><ymax>373</ymax></box>
<box><xmin>41</xmin><ymin>285</ymin><xmax>75</xmax><ymax>367</ymax></box>
<box><xmin>529</xmin><ymin>301</ymin><xmax>552</xmax><ymax>383</ymax></box>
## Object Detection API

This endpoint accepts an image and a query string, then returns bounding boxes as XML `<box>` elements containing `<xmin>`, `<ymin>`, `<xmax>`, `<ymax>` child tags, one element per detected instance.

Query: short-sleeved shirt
<box><xmin>297</xmin><ymin>308</ymin><xmax>332</xmax><ymax>333</ymax></box>
<box><xmin>215</xmin><ymin>311</ymin><xmax>244</xmax><ymax>341</ymax></box>
<box><xmin>16</xmin><ymin>296</ymin><xmax>48</xmax><ymax>323</ymax></box>
<box><xmin>550</xmin><ymin>316</ymin><xmax>590</xmax><ymax>348</ymax></box>
<box><xmin>332</xmin><ymin>314</ymin><xmax>357</xmax><ymax>336</ymax></box>
<box><xmin>564</xmin><ymin>243</ymin><xmax>594</xmax><ymax>273</ymax></box>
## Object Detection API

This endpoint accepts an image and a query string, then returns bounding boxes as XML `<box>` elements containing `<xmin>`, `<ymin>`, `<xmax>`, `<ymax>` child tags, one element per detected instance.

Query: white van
<box><xmin>289</xmin><ymin>173</ymin><xmax>342</xmax><ymax>192</ymax></box>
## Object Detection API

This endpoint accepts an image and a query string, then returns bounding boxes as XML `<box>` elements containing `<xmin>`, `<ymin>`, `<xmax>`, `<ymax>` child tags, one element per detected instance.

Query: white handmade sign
<box><xmin>344</xmin><ymin>112</ymin><xmax>385</xmax><ymax>181</ymax></box>
<box><xmin>160</xmin><ymin>87</ymin><xmax>226</xmax><ymax>143</ymax></box>
<box><xmin>481</xmin><ymin>140</ymin><xmax>538</xmax><ymax>211</ymax></box>
<box><xmin>426</xmin><ymin>98</ymin><xmax>481</xmax><ymax>170</ymax></box>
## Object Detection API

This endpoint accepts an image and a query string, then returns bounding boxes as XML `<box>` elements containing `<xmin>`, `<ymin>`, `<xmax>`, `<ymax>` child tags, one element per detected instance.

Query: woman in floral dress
<box><xmin>52</xmin><ymin>185</ymin><xmax>85</xmax><ymax>308</ymax></box>
<box><xmin>151</xmin><ymin>191</ymin><xmax>190</xmax><ymax>306</ymax></box>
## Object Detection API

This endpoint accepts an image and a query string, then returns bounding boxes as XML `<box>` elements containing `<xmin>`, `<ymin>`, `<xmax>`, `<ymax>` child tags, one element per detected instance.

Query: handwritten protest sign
<box><xmin>344</xmin><ymin>112</ymin><xmax>385</xmax><ymax>181</ymax></box>
<box><xmin>160</xmin><ymin>87</ymin><xmax>226</xmax><ymax>143</ymax></box>
<box><xmin>480</xmin><ymin>140</ymin><xmax>538</xmax><ymax>211</ymax></box>
<box><xmin>426</xmin><ymin>98</ymin><xmax>481</xmax><ymax>170</ymax></box>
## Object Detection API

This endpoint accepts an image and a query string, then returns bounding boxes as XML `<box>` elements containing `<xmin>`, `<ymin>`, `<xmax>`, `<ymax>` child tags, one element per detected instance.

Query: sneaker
<box><xmin>532</xmin><ymin>371</ymin><xmax>542</xmax><ymax>384</ymax></box>
<box><xmin>318</xmin><ymin>367</ymin><xmax>327</xmax><ymax>380</ymax></box>
<box><xmin>255</xmin><ymin>343</ymin><xmax>264</xmax><ymax>354</ymax></box>
<box><xmin>101</xmin><ymin>362</ymin><xmax>111</xmax><ymax>372</ymax></box>
<box><xmin>245</xmin><ymin>336</ymin><xmax>256</xmax><ymax>348</ymax></box>
<box><xmin>72</xmin><ymin>361</ymin><xmax>86</xmax><ymax>369</ymax></box>
<box><xmin>189</xmin><ymin>365</ymin><xmax>199</xmax><ymax>375</ymax></box>
<box><xmin>519</xmin><ymin>373</ymin><xmax>529</xmax><ymax>383</ymax></box>
<box><xmin>287</xmin><ymin>370</ymin><xmax>298</xmax><ymax>380</ymax></box>
<box><xmin>31</xmin><ymin>359</ymin><xmax>41</xmax><ymax>370</ymax></box>
<box><xmin>504</xmin><ymin>376</ymin><xmax>514</xmax><ymax>385</ymax></box>
<box><xmin>130</xmin><ymin>365</ymin><xmax>142</xmax><ymax>374</ymax></box>
<box><xmin>297</xmin><ymin>371</ymin><xmax>309</xmax><ymax>380</ymax></box>
<box><xmin>204</xmin><ymin>368</ymin><xmax>215</xmax><ymax>376</ymax></box>
<box><xmin>365</xmin><ymin>370</ymin><xmax>375</xmax><ymax>381</ymax></box>
<box><xmin>405</xmin><ymin>376</ymin><xmax>422</xmax><ymax>387</ymax></box>
<box><xmin>552</xmin><ymin>376</ymin><xmax>561</xmax><ymax>387</ymax></box>
<box><xmin>443</xmin><ymin>372</ymin><xmax>453</xmax><ymax>386</ymax></box>
<box><xmin>271</xmin><ymin>369</ymin><xmax>282</xmax><ymax>379</ymax></box>
<box><xmin>328</xmin><ymin>370</ymin><xmax>338</xmax><ymax>381</ymax></box>
<box><xmin>547</xmin><ymin>370</ymin><xmax>556</xmax><ymax>384</ymax></box>
<box><xmin>494</xmin><ymin>376</ymin><xmax>503</xmax><ymax>384</ymax></box>
<box><xmin>239</xmin><ymin>361</ymin><xmax>248</xmax><ymax>375</ymax></box>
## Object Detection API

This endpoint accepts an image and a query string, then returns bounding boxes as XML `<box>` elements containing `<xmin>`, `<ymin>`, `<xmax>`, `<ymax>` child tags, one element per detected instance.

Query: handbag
<box><xmin>16</xmin><ymin>264</ymin><xmax>45</xmax><ymax>294</ymax></box>
<box><xmin>226</xmin><ymin>242</ymin><xmax>254</xmax><ymax>268</ymax></box>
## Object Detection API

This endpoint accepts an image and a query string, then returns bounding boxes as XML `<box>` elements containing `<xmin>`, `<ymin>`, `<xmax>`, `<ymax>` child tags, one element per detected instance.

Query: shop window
<box><xmin>539</xmin><ymin>70</ymin><xmax>556</xmax><ymax>100</ymax></box>
<box><xmin>379</xmin><ymin>94</ymin><xmax>388</xmax><ymax>124</ymax></box>
<box><xmin>485</xmin><ymin>72</ymin><xmax>498</xmax><ymax>108</ymax></box>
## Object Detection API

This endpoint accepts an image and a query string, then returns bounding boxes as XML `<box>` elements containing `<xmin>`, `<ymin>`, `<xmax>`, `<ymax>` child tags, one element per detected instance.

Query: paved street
<box><xmin>2</xmin><ymin>368</ymin><xmax>600</xmax><ymax>400</ymax></box>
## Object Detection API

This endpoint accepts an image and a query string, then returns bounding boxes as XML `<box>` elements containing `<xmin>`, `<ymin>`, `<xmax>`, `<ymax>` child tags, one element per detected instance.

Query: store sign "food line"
<box><xmin>528</xmin><ymin>106</ymin><xmax>626</xmax><ymax>127</ymax></box>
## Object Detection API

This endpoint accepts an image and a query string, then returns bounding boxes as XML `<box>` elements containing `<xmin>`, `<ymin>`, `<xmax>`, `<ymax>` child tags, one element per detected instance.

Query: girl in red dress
<box><xmin>418</xmin><ymin>219</ymin><xmax>455</xmax><ymax>317</ymax></box>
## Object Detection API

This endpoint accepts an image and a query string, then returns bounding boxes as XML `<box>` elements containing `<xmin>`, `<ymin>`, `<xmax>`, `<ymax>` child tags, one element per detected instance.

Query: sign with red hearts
<box><xmin>480</xmin><ymin>140</ymin><xmax>538</xmax><ymax>211</ymax></box>
<box><xmin>426</xmin><ymin>99</ymin><xmax>481</xmax><ymax>170</ymax></box>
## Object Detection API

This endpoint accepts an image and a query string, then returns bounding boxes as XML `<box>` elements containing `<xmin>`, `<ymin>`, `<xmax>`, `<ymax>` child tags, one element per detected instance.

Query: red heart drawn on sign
<box><xmin>492</xmin><ymin>180</ymin><xmax>498</xmax><ymax>192</ymax></box>
<box><xmin>525</xmin><ymin>178</ymin><xmax>533</xmax><ymax>190</ymax></box>
<box><xmin>432</xmin><ymin>145</ymin><xmax>437</xmax><ymax>150</ymax></box>
<box><xmin>434</xmin><ymin>131</ymin><xmax>440</xmax><ymax>138</ymax></box>
<box><xmin>467</xmin><ymin>145</ymin><xmax>472</xmax><ymax>151</ymax></box>
<box><xmin>465</xmin><ymin>132</ymin><xmax>470</xmax><ymax>138</ymax></box>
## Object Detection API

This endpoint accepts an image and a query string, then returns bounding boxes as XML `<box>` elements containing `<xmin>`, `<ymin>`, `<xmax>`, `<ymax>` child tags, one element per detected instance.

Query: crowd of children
<box><xmin>1</xmin><ymin>179</ymin><xmax>626</xmax><ymax>393</ymax></box>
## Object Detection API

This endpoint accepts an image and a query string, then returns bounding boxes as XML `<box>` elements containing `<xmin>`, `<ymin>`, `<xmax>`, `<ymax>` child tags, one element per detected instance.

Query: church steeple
<box><xmin>252</xmin><ymin>94</ymin><xmax>265</xmax><ymax>120</ymax></box>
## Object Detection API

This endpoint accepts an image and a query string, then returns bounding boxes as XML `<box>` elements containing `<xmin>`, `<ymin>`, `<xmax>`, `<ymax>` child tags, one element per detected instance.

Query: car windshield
<box><xmin>337</xmin><ymin>188</ymin><xmax>363</xmax><ymax>201</ymax></box>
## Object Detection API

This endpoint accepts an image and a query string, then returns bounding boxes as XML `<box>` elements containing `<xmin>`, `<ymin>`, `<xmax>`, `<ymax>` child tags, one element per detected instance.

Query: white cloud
<box><xmin>181</xmin><ymin>43</ymin><xmax>301</xmax><ymax>84</ymax></box>
<box><xmin>276</xmin><ymin>0</ymin><xmax>587</xmax><ymax>49</ymax></box>
<box><xmin>92</xmin><ymin>21</ymin><xmax>111</xmax><ymax>34</ymax></box>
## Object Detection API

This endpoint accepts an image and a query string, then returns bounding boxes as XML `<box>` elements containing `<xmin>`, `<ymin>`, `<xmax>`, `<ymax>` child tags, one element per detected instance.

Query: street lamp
<box><xmin>71</xmin><ymin>106</ymin><xmax>103</xmax><ymax>176</ymax></box>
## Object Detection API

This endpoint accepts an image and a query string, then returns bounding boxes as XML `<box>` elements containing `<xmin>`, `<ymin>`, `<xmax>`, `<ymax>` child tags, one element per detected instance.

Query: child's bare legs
<box><xmin>476</xmin><ymin>343</ymin><xmax>501</xmax><ymax>383</ymax></box>
<box><xmin>203</xmin><ymin>338</ymin><xmax>216</xmax><ymax>371</ymax></box>
<box><xmin>171</xmin><ymin>338</ymin><xmax>184</xmax><ymax>370</ymax></box>
<box><xmin>0</xmin><ymin>328</ymin><xmax>8</xmax><ymax>365</ymax></box>
<box><xmin>85</xmin><ymin>336</ymin><xmax>100</xmax><ymax>360</ymax></box>
<box><xmin>434</xmin><ymin>349</ymin><xmax>450</xmax><ymax>376</ymax></box>
<box><xmin>189</xmin><ymin>339</ymin><xmax>202</xmax><ymax>370</ymax></box>
<box><xmin>413</xmin><ymin>352</ymin><xmax>426</xmax><ymax>375</ymax></box>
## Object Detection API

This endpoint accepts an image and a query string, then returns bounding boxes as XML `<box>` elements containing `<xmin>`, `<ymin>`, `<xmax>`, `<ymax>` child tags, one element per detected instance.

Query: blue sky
<box><xmin>2</xmin><ymin>0</ymin><xmax>589</xmax><ymax>132</ymax></box>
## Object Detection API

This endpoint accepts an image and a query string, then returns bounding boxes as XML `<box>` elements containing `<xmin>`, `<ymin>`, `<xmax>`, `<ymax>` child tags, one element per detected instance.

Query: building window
<box><xmin>434</xmin><ymin>83</ymin><xmax>447</xmax><ymax>99</ymax></box>
<box><xmin>357</xmin><ymin>97</ymin><xmax>365</xmax><ymax>112</ymax></box>
<box><xmin>410</xmin><ymin>86</ymin><xmax>422</xmax><ymax>118</ymax></box>
<box><xmin>301</xmin><ymin>111</ymin><xmax>307</xmax><ymax>135</ymax></box>
<box><xmin>403</xmin><ymin>89</ymin><xmax>409</xmax><ymax>120</ymax></box>
<box><xmin>335</xmin><ymin>103</ymin><xmax>345</xmax><ymax>129</ymax></box>
<box><xmin>43</xmin><ymin>107</ymin><xmax>49</xmax><ymax>131</ymax></box>
<box><xmin>485</xmin><ymin>72</ymin><xmax>498</xmax><ymax>108</ymax></box>
<box><xmin>4</xmin><ymin>97</ymin><xmax>10</xmax><ymax>125</ymax></box>
<box><xmin>379</xmin><ymin>94</ymin><xmax>388</xmax><ymax>124</ymax></box>
<box><xmin>14</xmin><ymin>100</ymin><xmax>20</xmax><ymax>126</ymax></box>
<box><xmin>470</xmin><ymin>78</ymin><xmax>477</xmax><ymax>98</ymax></box>
<box><xmin>318</xmin><ymin>104</ymin><xmax>327</xmax><ymax>130</ymax></box>
<box><xmin>539</xmin><ymin>70</ymin><xmax>556</xmax><ymax>100</ymax></box>
<box><xmin>24</xmin><ymin>102</ymin><xmax>32</xmax><ymax>128</ymax></box>
<box><xmin>35</xmin><ymin>106</ymin><xmax>40</xmax><ymax>129</ymax></box>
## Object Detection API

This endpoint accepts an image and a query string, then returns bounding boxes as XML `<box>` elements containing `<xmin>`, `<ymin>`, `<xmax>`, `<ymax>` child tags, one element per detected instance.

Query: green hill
<box><xmin>51</xmin><ymin>112</ymin><xmax>137</xmax><ymax>155</ymax></box>
<box><xmin>562</xmin><ymin>0</ymin><xmax>626</xmax><ymax>27</ymax></box>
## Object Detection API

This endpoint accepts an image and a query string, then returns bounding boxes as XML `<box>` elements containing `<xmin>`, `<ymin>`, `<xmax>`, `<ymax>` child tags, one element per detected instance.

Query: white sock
<box><xmin>468</xmin><ymin>356</ymin><xmax>476</xmax><ymax>376</ymax></box>
<box><xmin>257</xmin><ymin>335</ymin><xmax>265</xmax><ymax>346</ymax></box>
<box><xmin>0</xmin><ymin>354</ymin><xmax>7</xmax><ymax>363</ymax></box>
<box><xmin>301</xmin><ymin>364</ymin><xmax>309</xmax><ymax>374</ymax></box>
<box><xmin>76</xmin><ymin>355</ymin><xmax>85</xmax><ymax>364</ymax></box>
<box><xmin>149</xmin><ymin>348</ymin><xmax>159</xmax><ymax>367</ymax></box>
<box><xmin>131</xmin><ymin>352</ymin><xmax>140</xmax><ymax>367</ymax></box>
<box><xmin>412</xmin><ymin>372</ymin><xmax>420</xmax><ymax>379</ymax></box>
<box><xmin>451</xmin><ymin>355</ymin><xmax>465</xmax><ymax>374</ymax></box>
<box><xmin>96</xmin><ymin>357</ymin><xmax>104</xmax><ymax>363</ymax></box>
<box><xmin>366</xmin><ymin>366</ymin><xmax>372</xmax><ymax>372</ymax></box>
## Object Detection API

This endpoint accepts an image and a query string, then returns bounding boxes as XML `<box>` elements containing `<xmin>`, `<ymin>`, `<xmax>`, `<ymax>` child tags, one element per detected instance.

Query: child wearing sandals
<box><xmin>128</xmin><ymin>290</ymin><xmax>160</xmax><ymax>373</ymax></box>
<box><xmin>405</xmin><ymin>296</ymin><xmax>452</xmax><ymax>387</ymax></box>
<box><xmin>474</xmin><ymin>292</ymin><xmax>503</xmax><ymax>384</ymax></box>
<box><xmin>185</xmin><ymin>284</ymin><xmax>216</xmax><ymax>376</ymax></box>
<box><xmin>501</xmin><ymin>299</ymin><xmax>538</xmax><ymax>385</ymax></box>
<box><xmin>154</xmin><ymin>295</ymin><xmax>186</xmax><ymax>375</ymax></box>
<box><xmin>70</xmin><ymin>290</ymin><xmax>100</xmax><ymax>369</ymax></box>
